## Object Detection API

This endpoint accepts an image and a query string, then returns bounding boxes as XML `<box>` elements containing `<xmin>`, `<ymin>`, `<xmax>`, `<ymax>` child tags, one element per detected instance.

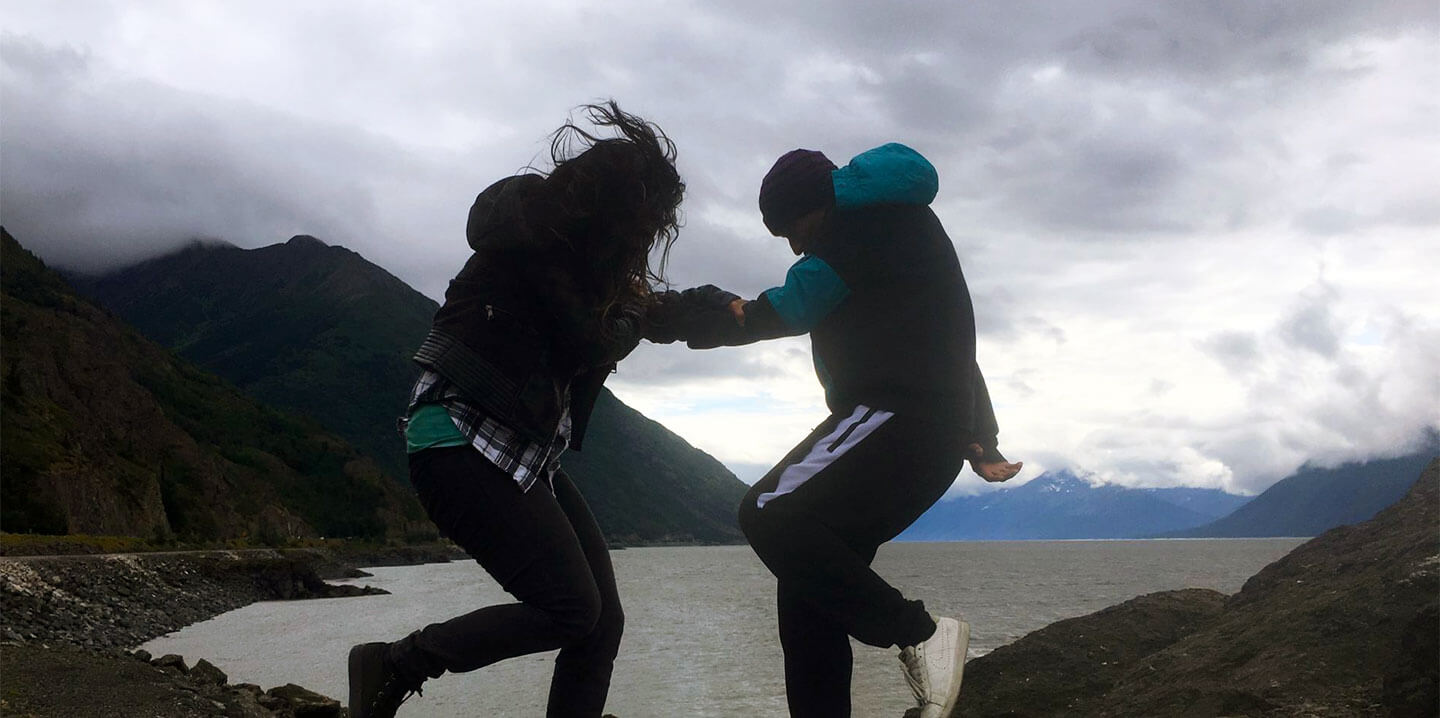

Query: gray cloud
<box><xmin>2</xmin><ymin>35</ymin><xmax>403</xmax><ymax>272</ymax></box>
<box><xmin>1201</xmin><ymin>331</ymin><xmax>1261</xmax><ymax>376</ymax></box>
<box><xmin>1279</xmin><ymin>287</ymin><xmax>1342</xmax><ymax>358</ymax></box>
<box><xmin>1294</xmin><ymin>199</ymin><xmax>1440</xmax><ymax>236</ymax></box>
<box><xmin>1294</xmin><ymin>206</ymin><xmax>1364</xmax><ymax>236</ymax></box>
<box><xmin>619</xmin><ymin>344</ymin><xmax>788</xmax><ymax>384</ymax></box>
<box><xmin>1</xmin><ymin>2</ymin><xmax>1436</xmax><ymax>493</ymax></box>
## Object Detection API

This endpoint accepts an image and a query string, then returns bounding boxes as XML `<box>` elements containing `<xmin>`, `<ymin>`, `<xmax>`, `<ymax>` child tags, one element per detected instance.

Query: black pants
<box><xmin>389</xmin><ymin>446</ymin><xmax>623</xmax><ymax>718</ymax></box>
<box><xmin>738</xmin><ymin>407</ymin><xmax>968</xmax><ymax>718</ymax></box>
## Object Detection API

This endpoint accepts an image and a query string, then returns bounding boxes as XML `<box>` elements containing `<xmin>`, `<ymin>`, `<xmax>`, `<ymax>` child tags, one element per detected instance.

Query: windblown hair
<box><xmin>539</xmin><ymin>101</ymin><xmax>684</xmax><ymax>319</ymax></box>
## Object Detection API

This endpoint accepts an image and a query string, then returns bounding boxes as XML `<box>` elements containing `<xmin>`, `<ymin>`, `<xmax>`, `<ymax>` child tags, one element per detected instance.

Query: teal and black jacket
<box><xmin>649</xmin><ymin>143</ymin><xmax>1004</xmax><ymax>461</ymax></box>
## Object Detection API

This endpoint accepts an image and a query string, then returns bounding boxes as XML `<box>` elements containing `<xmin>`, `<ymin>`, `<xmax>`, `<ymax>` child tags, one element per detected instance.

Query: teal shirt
<box><xmin>831</xmin><ymin>142</ymin><xmax>938</xmax><ymax>209</ymax></box>
<box><xmin>762</xmin><ymin>256</ymin><xmax>851</xmax><ymax>333</ymax></box>
<box><xmin>756</xmin><ymin>143</ymin><xmax>939</xmax><ymax>334</ymax></box>
<box><xmin>404</xmin><ymin>403</ymin><xmax>469</xmax><ymax>454</ymax></box>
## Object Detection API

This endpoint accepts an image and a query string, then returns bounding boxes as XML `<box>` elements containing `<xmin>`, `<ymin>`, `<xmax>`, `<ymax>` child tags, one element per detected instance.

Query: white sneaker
<box><xmin>899</xmin><ymin>616</ymin><xmax>970</xmax><ymax>718</ymax></box>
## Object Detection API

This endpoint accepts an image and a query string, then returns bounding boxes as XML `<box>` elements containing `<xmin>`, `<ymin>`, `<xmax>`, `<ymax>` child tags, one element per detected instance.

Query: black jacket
<box><xmin>648</xmin><ymin>204</ymin><xmax>1004</xmax><ymax>462</ymax></box>
<box><xmin>413</xmin><ymin>175</ymin><xmax>643</xmax><ymax>448</ymax></box>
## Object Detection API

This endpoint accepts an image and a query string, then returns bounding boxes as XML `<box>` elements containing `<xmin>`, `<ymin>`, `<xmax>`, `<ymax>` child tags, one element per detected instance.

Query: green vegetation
<box><xmin>0</xmin><ymin>533</ymin><xmax>153</xmax><ymax>556</ymax></box>
<box><xmin>1</xmin><ymin>228</ymin><xmax>423</xmax><ymax>545</ymax></box>
<box><xmin>72</xmin><ymin>237</ymin><xmax>436</xmax><ymax>481</ymax></box>
<box><xmin>132</xmin><ymin>360</ymin><xmax>394</xmax><ymax>539</ymax></box>
<box><xmin>0</xmin><ymin>391</ymin><xmax>70</xmax><ymax>534</ymax></box>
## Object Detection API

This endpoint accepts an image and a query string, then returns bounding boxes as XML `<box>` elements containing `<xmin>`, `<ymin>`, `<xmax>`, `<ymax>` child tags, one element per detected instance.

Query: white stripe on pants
<box><xmin>756</xmin><ymin>404</ymin><xmax>895</xmax><ymax>508</ymax></box>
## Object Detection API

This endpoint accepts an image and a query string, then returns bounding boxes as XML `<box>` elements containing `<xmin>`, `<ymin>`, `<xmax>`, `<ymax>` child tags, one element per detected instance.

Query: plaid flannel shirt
<box><xmin>405</xmin><ymin>370</ymin><xmax>571</xmax><ymax>493</ymax></box>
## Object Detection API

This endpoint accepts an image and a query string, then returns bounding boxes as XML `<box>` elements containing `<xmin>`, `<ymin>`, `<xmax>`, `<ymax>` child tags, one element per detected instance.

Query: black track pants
<box><xmin>389</xmin><ymin>446</ymin><xmax>623</xmax><ymax>718</ymax></box>
<box><xmin>738</xmin><ymin>406</ymin><xmax>968</xmax><ymax>718</ymax></box>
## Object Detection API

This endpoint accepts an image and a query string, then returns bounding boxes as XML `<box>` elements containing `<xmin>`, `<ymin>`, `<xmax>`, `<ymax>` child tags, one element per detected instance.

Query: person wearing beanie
<box><xmin>757</xmin><ymin>148</ymin><xmax>838</xmax><ymax>237</ymax></box>
<box><xmin>646</xmin><ymin>143</ymin><xmax>1022</xmax><ymax>718</ymax></box>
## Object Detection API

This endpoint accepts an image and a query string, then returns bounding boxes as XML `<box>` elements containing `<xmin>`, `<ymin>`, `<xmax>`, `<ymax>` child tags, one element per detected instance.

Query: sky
<box><xmin>2</xmin><ymin>1</ymin><xmax>1436</xmax><ymax>494</ymax></box>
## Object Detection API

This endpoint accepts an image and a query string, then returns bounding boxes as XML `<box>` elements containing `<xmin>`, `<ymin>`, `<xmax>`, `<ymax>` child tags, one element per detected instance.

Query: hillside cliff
<box><xmin>1</xmin><ymin>228</ymin><xmax>426</xmax><ymax>541</ymax></box>
<box><xmin>898</xmin><ymin>471</ymin><xmax>1249</xmax><ymax>540</ymax></box>
<box><xmin>69</xmin><ymin>235</ymin><xmax>435</xmax><ymax>482</ymax></box>
<box><xmin>1165</xmin><ymin>447</ymin><xmax>1436</xmax><ymax>538</ymax></box>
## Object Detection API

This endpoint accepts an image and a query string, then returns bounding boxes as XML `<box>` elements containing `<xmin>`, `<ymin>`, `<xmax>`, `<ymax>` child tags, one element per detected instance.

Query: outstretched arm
<box><xmin>655</xmin><ymin>254</ymin><xmax>853</xmax><ymax>349</ymax></box>
<box><xmin>644</xmin><ymin>285</ymin><xmax>748</xmax><ymax>347</ymax></box>
<box><xmin>966</xmin><ymin>364</ymin><xmax>1022</xmax><ymax>482</ymax></box>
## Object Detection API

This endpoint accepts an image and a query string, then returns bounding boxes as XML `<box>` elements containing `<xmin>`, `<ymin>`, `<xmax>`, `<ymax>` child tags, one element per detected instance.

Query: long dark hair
<box><xmin>539</xmin><ymin>101</ymin><xmax>684</xmax><ymax>318</ymax></box>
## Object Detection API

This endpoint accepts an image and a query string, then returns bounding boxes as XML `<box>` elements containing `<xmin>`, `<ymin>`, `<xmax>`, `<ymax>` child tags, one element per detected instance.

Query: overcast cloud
<box><xmin>2</xmin><ymin>0</ymin><xmax>1436</xmax><ymax>493</ymax></box>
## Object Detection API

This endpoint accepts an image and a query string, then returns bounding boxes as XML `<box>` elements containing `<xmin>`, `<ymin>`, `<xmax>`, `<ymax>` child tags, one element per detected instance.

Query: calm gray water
<box><xmin>144</xmin><ymin>539</ymin><xmax>1304</xmax><ymax>717</ymax></box>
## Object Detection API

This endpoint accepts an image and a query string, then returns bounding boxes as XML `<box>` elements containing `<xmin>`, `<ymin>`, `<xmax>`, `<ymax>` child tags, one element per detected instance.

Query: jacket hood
<box><xmin>465</xmin><ymin>174</ymin><xmax>547</xmax><ymax>252</ymax></box>
<box><xmin>832</xmin><ymin>143</ymin><xmax>938</xmax><ymax>209</ymax></box>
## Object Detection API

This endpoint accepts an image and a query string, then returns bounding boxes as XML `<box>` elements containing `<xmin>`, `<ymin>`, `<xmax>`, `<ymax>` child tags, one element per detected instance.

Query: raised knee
<box><xmin>548</xmin><ymin>583</ymin><xmax>603</xmax><ymax>643</ymax></box>
<box><xmin>738</xmin><ymin>494</ymin><xmax>777</xmax><ymax>547</ymax></box>
<box><xmin>737</xmin><ymin>489</ymin><xmax>763</xmax><ymax>531</ymax></box>
<box><xmin>592</xmin><ymin>601</ymin><xmax>624</xmax><ymax>652</ymax></box>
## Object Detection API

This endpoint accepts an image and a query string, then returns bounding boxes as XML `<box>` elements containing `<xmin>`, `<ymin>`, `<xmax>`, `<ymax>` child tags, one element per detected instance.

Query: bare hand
<box><xmin>729</xmin><ymin>298</ymin><xmax>747</xmax><ymax>327</ymax></box>
<box><xmin>968</xmin><ymin>443</ymin><xmax>1022</xmax><ymax>483</ymax></box>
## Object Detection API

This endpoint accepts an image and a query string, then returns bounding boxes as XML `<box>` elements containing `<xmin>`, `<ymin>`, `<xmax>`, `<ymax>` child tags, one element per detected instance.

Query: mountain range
<box><xmin>899</xmin><ymin>444</ymin><xmax>1437</xmax><ymax>541</ymax></box>
<box><xmin>67</xmin><ymin>234</ymin><xmax>748</xmax><ymax>544</ymax></box>
<box><xmin>69</xmin><ymin>235</ymin><xmax>435</xmax><ymax>482</ymax></box>
<box><xmin>8</xmin><ymin>226</ymin><xmax>1432</xmax><ymax>545</ymax></box>
<box><xmin>896</xmin><ymin>471</ymin><xmax>1250</xmax><ymax>541</ymax></box>
<box><xmin>1</xmin><ymin>228</ymin><xmax>426</xmax><ymax>542</ymax></box>
<box><xmin>1162</xmin><ymin>447</ymin><xmax>1437</xmax><ymax>538</ymax></box>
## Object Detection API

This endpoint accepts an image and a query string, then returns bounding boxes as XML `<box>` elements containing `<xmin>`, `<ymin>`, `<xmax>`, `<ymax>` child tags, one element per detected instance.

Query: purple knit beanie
<box><xmin>758</xmin><ymin>149</ymin><xmax>837</xmax><ymax>235</ymax></box>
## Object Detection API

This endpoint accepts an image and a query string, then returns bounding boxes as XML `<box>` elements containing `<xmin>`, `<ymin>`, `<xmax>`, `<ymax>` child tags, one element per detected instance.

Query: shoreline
<box><xmin>0</xmin><ymin>549</ymin><xmax>446</xmax><ymax>650</ymax></box>
<box><xmin>0</xmin><ymin>546</ymin><xmax>459</xmax><ymax>717</ymax></box>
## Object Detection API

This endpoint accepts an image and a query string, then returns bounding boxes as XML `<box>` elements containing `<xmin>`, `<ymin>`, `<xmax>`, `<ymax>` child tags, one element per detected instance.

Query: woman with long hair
<box><xmin>348</xmin><ymin>101</ymin><xmax>686</xmax><ymax>718</ymax></box>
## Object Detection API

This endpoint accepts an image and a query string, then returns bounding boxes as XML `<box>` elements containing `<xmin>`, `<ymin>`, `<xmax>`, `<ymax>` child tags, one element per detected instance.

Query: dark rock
<box><xmin>266</xmin><ymin>683</ymin><xmax>342</xmax><ymax>717</ymax></box>
<box><xmin>0</xmin><ymin>549</ymin><xmax>403</xmax><ymax>653</ymax></box>
<box><xmin>948</xmin><ymin>459</ymin><xmax>1440</xmax><ymax>717</ymax></box>
<box><xmin>224</xmin><ymin>687</ymin><xmax>272</xmax><ymax>718</ymax></box>
<box><xmin>152</xmin><ymin>653</ymin><xmax>188</xmax><ymax>673</ymax></box>
<box><xmin>256</xmin><ymin>693</ymin><xmax>288</xmax><ymax>711</ymax></box>
<box><xmin>1383</xmin><ymin>601</ymin><xmax>1439</xmax><ymax>717</ymax></box>
<box><xmin>191</xmin><ymin>658</ymin><xmax>228</xmax><ymax>685</ymax></box>
<box><xmin>320</xmin><ymin>583</ymin><xmax>388</xmax><ymax>597</ymax></box>
<box><xmin>953</xmin><ymin>588</ymin><xmax>1227</xmax><ymax>717</ymax></box>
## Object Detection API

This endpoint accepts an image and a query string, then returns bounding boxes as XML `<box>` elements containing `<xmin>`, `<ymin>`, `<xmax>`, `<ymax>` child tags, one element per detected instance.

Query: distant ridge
<box><xmin>73</xmin><ymin>236</ymin><xmax>749</xmax><ymax>543</ymax></box>
<box><xmin>1163</xmin><ymin>445</ymin><xmax>1438</xmax><ymax>538</ymax></box>
<box><xmin>70</xmin><ymin>235</ymin><xmax>435</xmax><ymax>482</ymax></box>
<box><xmin>1</xmin><ymin>227</ymin><xmax>426</xmax><ymax>541</ymax></box>
<box><xmin>897</xmin><ymin>471</ymin><xmax>1249</xmax><ymax>541</ymax></box>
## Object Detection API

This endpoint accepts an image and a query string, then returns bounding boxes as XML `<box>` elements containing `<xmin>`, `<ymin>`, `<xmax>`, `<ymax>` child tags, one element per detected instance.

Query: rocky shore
<box><xmin>0</xmin><ymin>550</ymin><xmax>391</xmax><ymax>650</ymax></box>
<box><xmin>936</xmin><ymin>459</ymin><xmax>1439</xmax><ymax>718</ymax></box>
<box><xmin>5</xmin><ymin>460</ymin><xmax>1435</xmax><ymax>718</ymax></box>
<box><xmin>0</xmin><ymin>545</ymin><xmax>459</xmax><ymax>717</ymax></box>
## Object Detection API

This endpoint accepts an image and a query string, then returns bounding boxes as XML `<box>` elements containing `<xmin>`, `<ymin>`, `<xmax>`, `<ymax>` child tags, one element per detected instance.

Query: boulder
<box><xmin>151</xmin><ymin>653</ymin><xmax>188</xmax><ymax>673</ymax></box>
<box><xmin>946</xmin><ymin>459</ymin><xmax>1439</xmax><ymax>717</ymax></box>
<box><xmin>266</xmin><ymin>683</ymin><xmax>343</xmax><ymax>717</ymax></box>
<box><xmin>953</xmin><ymin>588</ymin><xmax>1227</xmax><ymax>717</ymax></box>
<box><xmin>190</xmin><ymin>658</ymin><xmax>228</xmax><ymax>685</ymax></box>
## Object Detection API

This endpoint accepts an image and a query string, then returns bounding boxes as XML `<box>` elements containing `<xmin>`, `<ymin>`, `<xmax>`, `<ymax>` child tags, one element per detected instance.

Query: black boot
<box><xmin>348</xmin><ymin>642</ymin><xmax>424</xmax><ymax>718</ymax></box>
